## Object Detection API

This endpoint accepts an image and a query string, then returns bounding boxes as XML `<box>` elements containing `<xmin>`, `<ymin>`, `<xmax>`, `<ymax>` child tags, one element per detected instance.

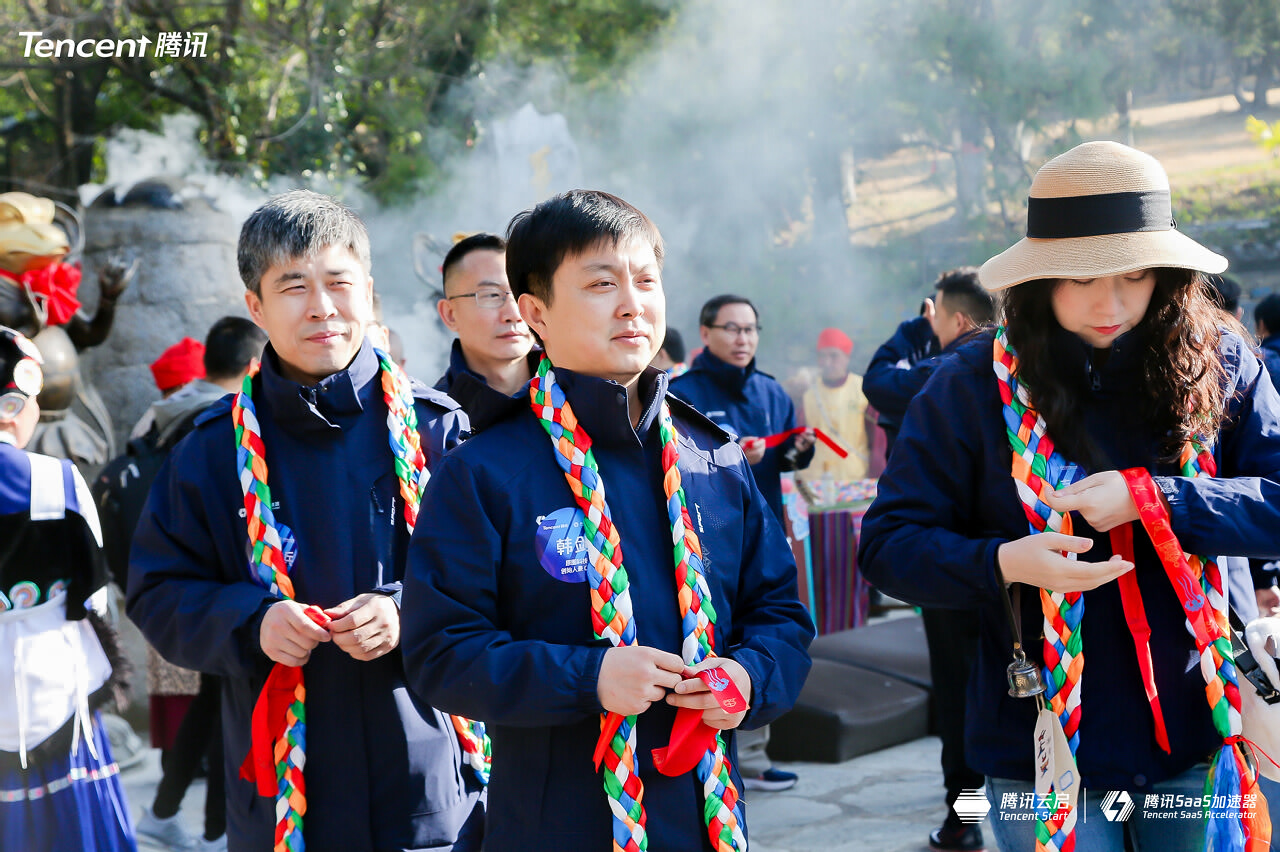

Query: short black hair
<box><xmin>442</xmin><ymin>233</ymin><xmax>506</xmax><ymax>295</ymax></box>
<box><xmin>238</xmin><ymin>190</ymin><xmax>371</xmax><ymax>295</ymax></box>
<box><xmin>661</xmin><ymin>327</ymin><xmax>686</xmax><ymax>363</ymax></box>
<box><xmin>934</xmin><ymin>267</ymin><xmax>995</xmax><ymax>325</ymax></box>
<box><xmin>1257</xmin><ymin>293</ymin><xmax>1280</xmax><ymax>337</ymax></box>
<box><xmin>1206</xmin><ymin>274</ymin><xmax>1242</xmax><ymax>314</ymax></box>
<box><xmin>204</xmin><ymin>316</ymin><xmax>267</xmax><ymax>381</ymax></box>
<box><xmin>505</xmin><ymin>190</ymin><xmax>664</xmax><ymax>306</ymax></box>
<box><xmin>699</xmin><ymin>294</ymin><xmax>758</xmax><ymax>329</ymax></box>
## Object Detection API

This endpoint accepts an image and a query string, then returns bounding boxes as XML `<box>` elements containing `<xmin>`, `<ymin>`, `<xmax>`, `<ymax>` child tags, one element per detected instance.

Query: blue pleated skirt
<box><xmin>0</xmin><ymin>711</ymin><xmax>137</xmax><ymax>852</ymax></box>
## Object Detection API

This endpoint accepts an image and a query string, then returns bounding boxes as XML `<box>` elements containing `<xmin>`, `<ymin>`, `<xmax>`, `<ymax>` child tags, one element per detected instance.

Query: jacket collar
<box><xmin>436</xmin><ymin>339</ymin><xmax>542</xmax><ymax>434</ymax></box>
<box><xmin>552</xmin><ymin>364</ymin><xmax>668</xmax><ymax>448</ymax></box>
<box><xmin>1046</xmin><ymin>323</ymin><xmax>1145</xmax><ymax>392</ymax></box>
<box><xmin>690</xmin><ymin>348</ymin><xmax>755</xmax><ymax>395</ymax></box>
<box><xmin>1261</xmin><ymin>334</ymin><xmax>1280</xmax><ymax>354</ymax></box>
<box><xmin>259</xmin><ymin>336</ymin><xmax>380</xmax><ymax>434</ymax></box>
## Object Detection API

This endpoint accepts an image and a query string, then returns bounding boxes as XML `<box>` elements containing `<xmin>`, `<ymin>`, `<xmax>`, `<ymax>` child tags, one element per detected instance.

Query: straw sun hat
<box><xmin>979</xmin><ymin>141</ymin><xmax>1227</xmax><ymax>291</ymax></box>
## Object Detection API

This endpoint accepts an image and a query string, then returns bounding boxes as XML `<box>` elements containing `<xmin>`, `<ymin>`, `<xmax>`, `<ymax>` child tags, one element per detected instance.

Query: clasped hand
<box><xmin>597</xmin><ymin>646</ymin><xmax>751</xmax><ymax>730</ymax></box>
<box><xmin>260</xmin><ymin>592</ymin><xmax>400</xmax><ymax>666</ymax></box>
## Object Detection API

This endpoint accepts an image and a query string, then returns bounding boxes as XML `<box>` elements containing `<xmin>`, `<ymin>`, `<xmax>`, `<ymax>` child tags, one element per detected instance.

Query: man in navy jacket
<box><xmin>401</xmin><ymin>190</ymin><xmax>813</xmax><ymax>852</ymax></box>
<box><xmin>433</xmin><ymin>233</ymin><xmax>541</xmax><ymax>433</ymax></box>
<box><xmin>668</xmin><ymin>294</ymin><xmax>814</xmax><ymax>791</ymax></box>
<box><xmin>127</xmin><ymin>191</ymin><xmax>484</xmax><ymax>852</ymax></box>
<box><xmin>669</xmin><ymin>295</ymin><xmax>814</xmax><ymax>526</ymax></box>
<box><xmin>862</xmin><ymin>268</ymin><xmax>994</xmax><ymax>852</ymax></box>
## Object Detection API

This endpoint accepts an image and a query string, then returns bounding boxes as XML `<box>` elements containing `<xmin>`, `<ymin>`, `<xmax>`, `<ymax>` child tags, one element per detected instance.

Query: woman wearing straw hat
<box><xmin>859</xmin><ymin>140</ymin><xmax>1280</xmax><ymax>852</ymax></box>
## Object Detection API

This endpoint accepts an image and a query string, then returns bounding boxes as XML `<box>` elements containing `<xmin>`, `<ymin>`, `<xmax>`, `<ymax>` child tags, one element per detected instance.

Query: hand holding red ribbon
<box><xmin>652</xmin><ymin>663</ymin><xmax>751</xmax><ymax>777</ymax></box>
<box><xmin>753</xmin><ymin>427</ymin><xmax>848</xmax><ymax>458</ymax></box>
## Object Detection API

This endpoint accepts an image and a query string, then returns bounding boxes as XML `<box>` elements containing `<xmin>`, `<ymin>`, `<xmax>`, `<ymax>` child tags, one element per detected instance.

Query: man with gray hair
<box><xmin>127</xmin><ymin>190</ymin><xmax>486</xmax><ymax>851</ymax></box>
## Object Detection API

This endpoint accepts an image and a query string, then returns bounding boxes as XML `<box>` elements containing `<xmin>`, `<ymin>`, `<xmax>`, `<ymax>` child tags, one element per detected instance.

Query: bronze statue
<box><xmin>0</xmin><ymin>192</ymin><xmax>135</xmax><ymax>469</ymax></box>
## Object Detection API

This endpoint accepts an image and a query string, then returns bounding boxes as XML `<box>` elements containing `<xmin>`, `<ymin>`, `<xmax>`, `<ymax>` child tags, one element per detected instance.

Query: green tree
<box><xmin>0</xmin><ymin>0</ymin><xmax>673</xmax><ymax>201</ymax></box>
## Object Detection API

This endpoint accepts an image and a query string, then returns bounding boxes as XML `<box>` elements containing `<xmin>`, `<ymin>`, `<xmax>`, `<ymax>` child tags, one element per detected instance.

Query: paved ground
<box><xmin>119</xmin><ymin>733</ymin><xmax>999</xmax><ymax>851</ymax></box>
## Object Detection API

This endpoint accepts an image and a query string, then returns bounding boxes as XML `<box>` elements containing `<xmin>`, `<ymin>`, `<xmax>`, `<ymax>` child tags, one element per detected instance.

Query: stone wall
<box><xmin>78</xmin><ymin>198</ymin><xmax>246</xmax><ymax>452</ymax></box>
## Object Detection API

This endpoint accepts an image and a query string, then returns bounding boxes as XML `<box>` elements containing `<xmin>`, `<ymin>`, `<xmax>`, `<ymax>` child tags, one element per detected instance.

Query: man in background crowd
<box><xmin>796</xmin><ymin>327</ymin><xmax>869</xmax><ymax>495</ymax></box>
<box><xmin>863</xmin><ymin>267</ymin><xmax>994</xmax><ymax>852</ymax></box>
<box><xmin>435</xmin><ymin>233</ymin><xmax>538</xmax><ymax>432</ymax></box>
<box><xmin>671</xmin><ymin>293</ymin><xmax>814</xmax><ymax>792</ymax></box>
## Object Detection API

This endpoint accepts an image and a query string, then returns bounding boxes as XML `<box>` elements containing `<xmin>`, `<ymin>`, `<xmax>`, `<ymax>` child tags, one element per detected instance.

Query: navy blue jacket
<box><xmin>862</xmin><ymin>315</ymin><xmax>941</xmax><ymax>450</ymax></box>
<box><xmin>127</xmin><ymin>340</ymin><xmax>483</xmax><ymax>852</ymax></box>
<box><xmin>432</xmin><ymin>339</ymin><xmax>540</xmax><ymax>435</ymax></box>
<box><xmin>1261</xmin><ymin>334</ymin><xmax>1280</xmax><ymax>389</ymax></box>
<box><xmin>858</xmin><ymin>326</ymin><xmax>1280</xmax><ymax>790</ymax></box>
<box><xmin>401</xmin><ymin>367</ymin><xmax>814</xmax><ymax>852</ymax></box>
<box><xmin>669</xmin><ymin>350</ymin><xmax>814</xmax><ymax>523</ymax></box>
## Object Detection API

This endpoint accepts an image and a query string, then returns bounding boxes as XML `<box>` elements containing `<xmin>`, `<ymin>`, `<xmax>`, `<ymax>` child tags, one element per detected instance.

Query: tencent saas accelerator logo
<box><xmin>1101</xmin><ymin>790</ymin><xmax>1135</xmax><ymax>822</ymax></box>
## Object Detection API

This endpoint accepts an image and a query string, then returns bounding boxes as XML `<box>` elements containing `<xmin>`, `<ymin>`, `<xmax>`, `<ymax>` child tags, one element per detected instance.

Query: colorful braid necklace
<box><xmin>233</xmin><ymin>348</ymin><xmax>491</xmax><ymax>852</ymax></box>
<box><xmin>994</xmin><ymin>327</ymin><xmax>1269</xmax><ymax>852</ymax></box>
<box><xmin>529</xmin><ymin>355</ymin><xmax>747</xmax><ymax>852</ymax></box>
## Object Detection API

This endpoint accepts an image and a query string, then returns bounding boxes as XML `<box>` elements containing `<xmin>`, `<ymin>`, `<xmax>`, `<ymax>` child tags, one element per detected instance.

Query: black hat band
<box><xmin>1026</xmin><ymin>190</ymin><xmax>1173</xmax><ymax>239</ymax></box>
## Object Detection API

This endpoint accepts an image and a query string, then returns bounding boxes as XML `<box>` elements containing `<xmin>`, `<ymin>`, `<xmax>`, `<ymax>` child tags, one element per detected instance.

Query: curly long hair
<box><xmin>1002</xmin><ymin>268</ymin><xmax>1238</xmax><ymax>469</ymax></box>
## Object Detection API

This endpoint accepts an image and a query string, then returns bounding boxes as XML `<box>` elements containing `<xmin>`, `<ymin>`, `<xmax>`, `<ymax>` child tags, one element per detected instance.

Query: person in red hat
<box><xmin>150</xmin><ymin>337</ymin><xmax>206</xmax><ymax>396</ymax></box>
<box><xmin>130</xmin><ymin>337</ymin><xmax>209</xmax><ymax>441</ymax></box>
<box><xmin>796</xmin><ymin>327</ymin><xmax>869</xmax><ymax>497</ymax></box>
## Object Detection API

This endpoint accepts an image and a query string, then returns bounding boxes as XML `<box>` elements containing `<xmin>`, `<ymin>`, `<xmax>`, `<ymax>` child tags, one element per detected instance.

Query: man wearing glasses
<box><xmin>435</xmin><ymin>233</ymin><xmax>538</xmax><ymax>432</ymax></box>
<box><xmin>670</xmin><ymin>294</ymin><xmax>814</xmax><ymax>794</ymax></box>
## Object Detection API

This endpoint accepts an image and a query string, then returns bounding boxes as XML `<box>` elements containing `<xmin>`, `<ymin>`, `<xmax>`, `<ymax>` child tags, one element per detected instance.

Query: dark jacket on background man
<box><xmin>861</xmin><ymin>315</ymin><xmax>941</xmax><ymax>451</ymax></box>
<box><xmin>127</xmin><ymin>340</ymin><xmax>483</xmax><ymax>852</ymax></box>
<box><xmin>669</xmin><ymin>349</ymin><xmax>814</xmax><ymax>523</ymax></box>
<box><xmin>1262</xmin><ymin>333</ymin><xmax>1280</xmax><ymax>388</ymax></box>
<box><xmin>401</xmin><ymin>367</ymin><xmax>814</xmax><ymax>852</ymax></box>
<box><xmin>858</xmin><ymin>327</ymin><xmax>1280</xmax><ymax>791</ymax></box>
<box><xmin>433</xmin><ymin>339</ymin><xmax>541</xmax><ymax>435</ymax></box>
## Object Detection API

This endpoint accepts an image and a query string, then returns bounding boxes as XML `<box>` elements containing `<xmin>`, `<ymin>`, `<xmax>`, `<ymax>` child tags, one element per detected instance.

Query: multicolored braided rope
<box><xmin>993</xmin><ymin>328</ymin><xmax>1081</xmax><ymax>851</ymax></box>
<box><xmin>530</xmin><ymin>355</ymin><xmax>747</xmax><ymax>852</ymax></box>
<box><xmin>994</xmin><ymin>328</ymin><xmax>1269</xmax><ymax>852</ymax></box>
<box><xmin>375</xmin><ymin>349</ymin><xmax>492</xmax><ymax>784</ymax></box>
<box><xmin>233</xmin><ymin>363</ymin><xmax>306</xmax><ymax>851</ymax></box>
<box><xmin>232</xmin><ymin>350</ymin><xmax>493</xmax><ymax>851</ymax></box>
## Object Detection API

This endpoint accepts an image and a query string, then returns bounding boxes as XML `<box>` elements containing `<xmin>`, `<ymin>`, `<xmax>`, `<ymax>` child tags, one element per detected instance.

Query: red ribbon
<box><xmin>240</xmin><ymin>663</ymin><xmax>305</xmax><ymax>798</ymax></box>
<box><xmin>755</xmin><ymin>427</ymin><xmax>848</xmax><ymax>458</ymax></box>
<box><xmin>239</xmin><ymin>606</ymin><xmax>329</xmax><ymax>796</ymax></box>
<box><xmin>651</xmin><ymin>666</ymin><xmax>749</xmax><ymax>777</ymax></box>
<box><xmin>1120</xmin><ymin>468</ymin><xmax>1221</xmax><ymax>649</ymax></box>
<box><xmin>0</xmin><ymin>262</ymin><xmax>82</xmax><ymax>326</ymax></box>
<box><xmin>1109</xmin><ymin>521</ymin><xmax>1172</xmax><ymax>754</ymax></box>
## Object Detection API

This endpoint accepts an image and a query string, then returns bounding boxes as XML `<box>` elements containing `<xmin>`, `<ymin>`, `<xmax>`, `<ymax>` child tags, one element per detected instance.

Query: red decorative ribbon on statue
<box><xmin>652</xmin><ymin>667</ymin><xmax>750</xmax><ymax>777</ymax></box>
<box><xmin>0</xmin><ymin>262</ymin><xmax>82</xmax><ymax>326</ymax></box>
<box><xmin>752</xmin><ymin>427</ymin><xmax>848</xmax><ymax>458</ymax></box>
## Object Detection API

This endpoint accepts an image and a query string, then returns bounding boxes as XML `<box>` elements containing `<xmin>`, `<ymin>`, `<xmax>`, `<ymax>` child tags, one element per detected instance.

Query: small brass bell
<box><xmin>1007</xmin><ymin>647</ymin><xmax>1046</xmax><ymax>698</ymax></box>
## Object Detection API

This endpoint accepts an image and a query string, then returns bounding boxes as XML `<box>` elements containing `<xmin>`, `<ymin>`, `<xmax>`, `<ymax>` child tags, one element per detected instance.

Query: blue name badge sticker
<box><xmin>536</xmin><ymin>507</ymin><xmax>589</xmax><ymax>583</ymax></box>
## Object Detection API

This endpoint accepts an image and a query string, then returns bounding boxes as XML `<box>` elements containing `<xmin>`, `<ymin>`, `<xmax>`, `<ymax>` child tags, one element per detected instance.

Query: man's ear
<box><xmin>699</xmin><ymin>325</ymin><xmax>712</xmax><ymax>347</ymax></box>
<box><xmin>519</xmin><ymin>293</ymin><xmax>549</xmax><ymax>341</ymax></box>
<box><xmin>437</xmin><ymin>298</ymin><xmax>460</xmax><ymax>332</ymax></box>
<box><xmin>245</xmin><ymin>290</ymin><xmax>266</xmax><ymax>330</ymax></box>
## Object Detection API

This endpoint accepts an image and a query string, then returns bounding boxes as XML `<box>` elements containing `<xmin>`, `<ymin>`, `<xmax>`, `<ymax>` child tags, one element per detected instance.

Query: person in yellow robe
<box><xmin>798</xmin><ymin>327</ymin><xmax>868</xmax><ymax>489</ymax></box>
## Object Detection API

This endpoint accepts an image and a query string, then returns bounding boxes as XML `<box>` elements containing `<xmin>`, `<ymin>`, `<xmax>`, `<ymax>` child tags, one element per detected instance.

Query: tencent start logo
<box><xmin>953</xmin><ymin>789</ymin><xmax>991</xmax><ymax>824</ymax></box>
<box><xmin>1101</xmin><ymin>790</ymin><xmax>1136</xmax><ymax>822</ymax></box>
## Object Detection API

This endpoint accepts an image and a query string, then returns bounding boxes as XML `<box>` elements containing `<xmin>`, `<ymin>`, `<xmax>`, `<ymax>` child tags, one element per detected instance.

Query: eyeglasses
<box><xmin>708</xmin><ymin>323</ymin><xmax>762</xmax><ymax>337</ymax></box>
<box><xmin>447</xmin><ymin>286</ymin><xmax>515</xmax><ymax>310</ymax></box>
